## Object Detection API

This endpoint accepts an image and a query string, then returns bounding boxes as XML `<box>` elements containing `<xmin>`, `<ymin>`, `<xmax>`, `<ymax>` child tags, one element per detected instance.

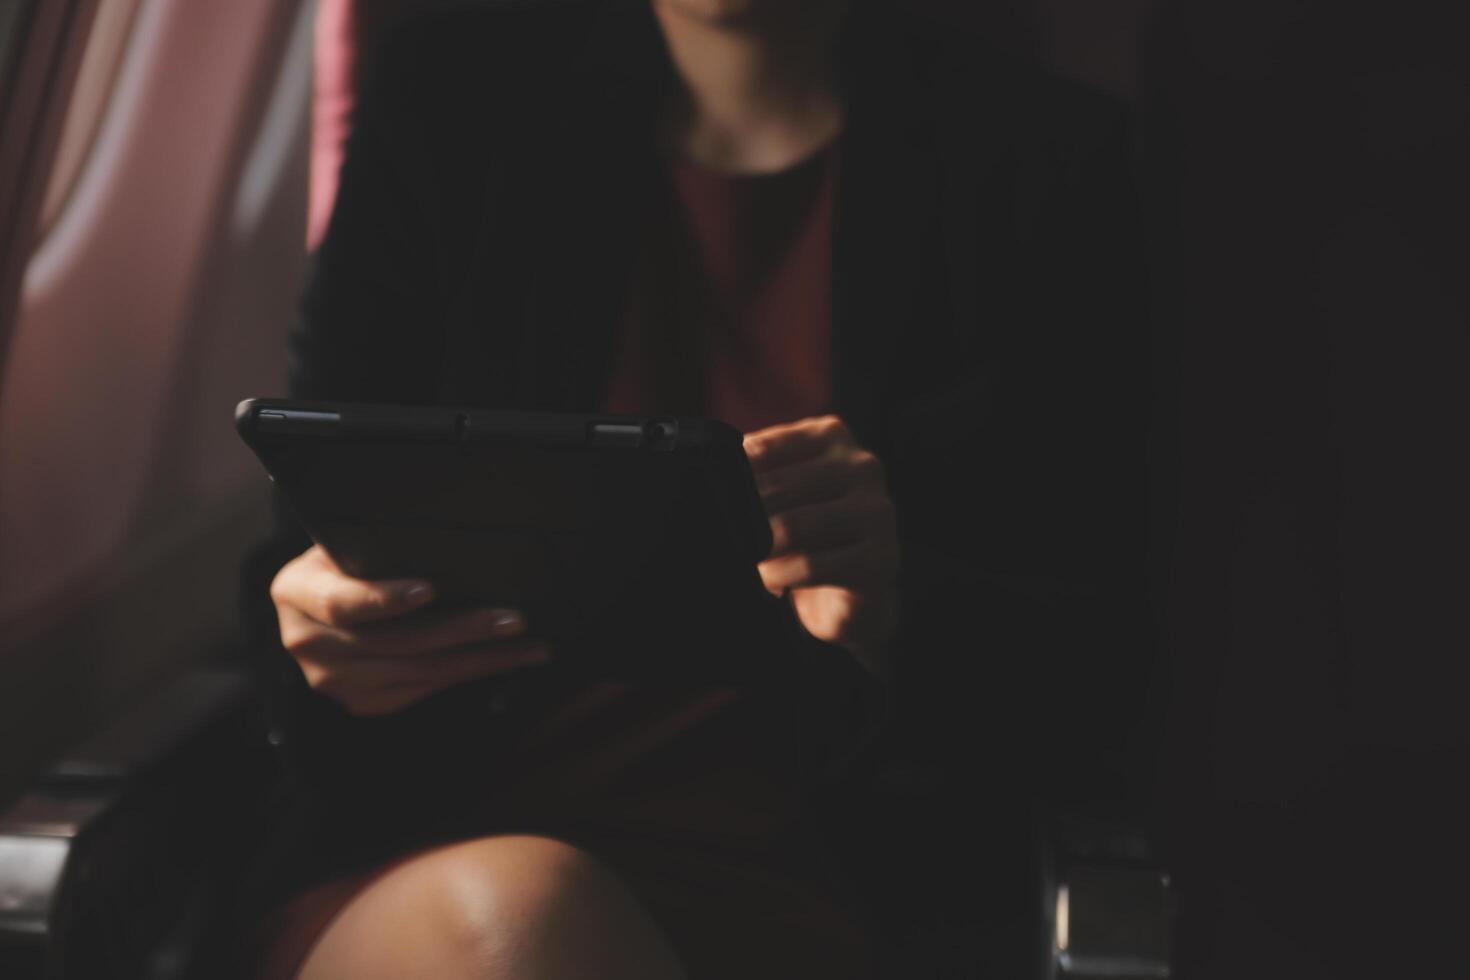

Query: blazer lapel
<box><xmin>521</xmin><ymin>3</ymin><xmax>667</xmax><ymax>412</ymax></box>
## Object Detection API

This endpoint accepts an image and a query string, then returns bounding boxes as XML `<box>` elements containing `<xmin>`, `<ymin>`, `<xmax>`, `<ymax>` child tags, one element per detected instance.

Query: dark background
<box><xmin>946</xmin><ymin>1</ymin><xmax>1468</xmax><ymax>975</ymax></box>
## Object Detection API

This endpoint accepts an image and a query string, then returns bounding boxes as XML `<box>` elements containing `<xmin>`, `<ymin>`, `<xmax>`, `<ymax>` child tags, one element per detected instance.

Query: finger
<box><xmin>757</xmin><ymin>451</ymin><xmax>886</xmax><ymax>514</ymax></box>
<box><xmin>281</xmin><ymin>604</ymin><xmax>529</xmax><ymax>661</ymax></box>
<box><xmin>277</xmin><ymin>603</ymin><xmax>330</xmax><ymax>655</ymax></box>
<box><xmin>299</xmin><ymin>639</ymin><xmax>554</xmax><ymax>699</ymax></box>
<box><xmin>767</xmin><ymin>497</ymin><xmax>877</xmax><ymax>559</ymax></box>
<box><xmin>422</xmin><ymin>640</ymin><xmax>555</xmax><ymax>686</ymax></box>
<box><xmin>758</xmin><ymin>539</ymin><xmax>892</xmax><ymax>592</ymax></box>
<box><xmin>351</xmin><ymin>606</ymin><xmax>531</xmax><ymax>659</ymax></box>
<box><xmin>274</xmin><ymin>549</ymin><xmax>434</xmax><ymax>628</ymax></box>
<box><xmin>743</xmin><ymin>416</ymin><xmax>852</xmax><ymax>474</ymax></box>
<box><xmin>313</xmin><ymin>641</ymin><xmax>554</xmax><ymax>718</ymax></box>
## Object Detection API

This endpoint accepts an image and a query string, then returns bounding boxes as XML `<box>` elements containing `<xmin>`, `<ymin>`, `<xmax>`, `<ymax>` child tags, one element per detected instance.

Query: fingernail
<box><xmin>490</xmin><ymin>609</ymin><xmax>524</xmax><ymax>633</ymax></box>
<box><xmin>400</xmin><ymin>582</ymin><xmax>434</xmax><ymax>603</ymax></box>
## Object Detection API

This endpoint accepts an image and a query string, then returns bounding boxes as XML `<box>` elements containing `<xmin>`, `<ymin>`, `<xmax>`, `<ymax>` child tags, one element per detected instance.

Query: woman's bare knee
<box><xmin>296</xmin><ymin>835</ymin><xmax>686</xmax><ymax>980</ymax></box>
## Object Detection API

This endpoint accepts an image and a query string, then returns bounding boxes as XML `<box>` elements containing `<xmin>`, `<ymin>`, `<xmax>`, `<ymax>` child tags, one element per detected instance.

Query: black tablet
<box><xmin>236</xmin><ymin>398</ymin><xmax>790</xmax><ymax>680</ymax></box>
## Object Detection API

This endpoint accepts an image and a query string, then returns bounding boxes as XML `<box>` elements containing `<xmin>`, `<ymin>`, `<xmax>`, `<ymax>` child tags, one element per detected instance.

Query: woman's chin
<box><xmin>656</xmin><ymin>0</ymin><xmax>767</xmax><ymax>27</ymax></box>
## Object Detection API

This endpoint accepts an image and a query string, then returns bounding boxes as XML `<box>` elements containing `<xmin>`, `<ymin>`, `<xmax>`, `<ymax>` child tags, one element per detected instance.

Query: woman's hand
<box><xmin>270</xmin><ymin>545</ymin><xmax>553</xmax><ymax>717</ymax></box>
<box><xmin>743</xmin><ymin>415</ymin><xmax>900</xmax><ymax>676</ymax></box>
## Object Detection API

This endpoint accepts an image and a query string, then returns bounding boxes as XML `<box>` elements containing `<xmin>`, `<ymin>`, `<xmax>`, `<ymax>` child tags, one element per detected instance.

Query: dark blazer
<box><xmin>240</xmin><ymin>0</ymin><xmax>1152</xmax><ymax>899</ymax></box>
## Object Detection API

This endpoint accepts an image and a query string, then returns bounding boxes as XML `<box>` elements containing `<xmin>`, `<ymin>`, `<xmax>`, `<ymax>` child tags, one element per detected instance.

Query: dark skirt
<box><xmin>234</xmin><ymin>675</ymin><xmax>879</xmax><ymax>979</ymax></box>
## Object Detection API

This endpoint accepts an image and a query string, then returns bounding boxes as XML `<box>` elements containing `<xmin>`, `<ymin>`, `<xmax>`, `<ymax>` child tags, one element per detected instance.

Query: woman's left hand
<box><xmin>743</xmin><ymin>415</ymin><xmax>900</xmax><ymax>676</ymax></box>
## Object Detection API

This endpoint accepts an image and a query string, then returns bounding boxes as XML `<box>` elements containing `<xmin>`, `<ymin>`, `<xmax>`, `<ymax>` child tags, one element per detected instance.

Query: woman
<box><xmin>239</xmin><ymin>0</ymin><xmax>1150</xmax><ymax>976</ymax></box>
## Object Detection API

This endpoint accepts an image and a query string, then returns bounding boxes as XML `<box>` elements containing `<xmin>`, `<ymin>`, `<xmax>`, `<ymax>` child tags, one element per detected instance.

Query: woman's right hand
<box><xmin>271</xmin><ymin>545</ymin><xmax>553</xmax><ymax>717</ymax></box>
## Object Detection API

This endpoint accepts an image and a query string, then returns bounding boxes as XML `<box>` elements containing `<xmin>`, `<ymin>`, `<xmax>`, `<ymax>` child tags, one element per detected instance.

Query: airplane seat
<box><xmin>0</xmin><ymin>669</ymin><xmax>277</xmax><ymax>980</ymax></box>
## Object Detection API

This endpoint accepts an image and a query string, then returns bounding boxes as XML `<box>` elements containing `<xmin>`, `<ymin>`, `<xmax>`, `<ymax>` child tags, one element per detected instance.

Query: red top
<box><xmin>604</xmin><ymin>142</ymin><xmax>838</xmax><ymax>431</ymax></box>
<box><xmin>512</xmin><ymin>143</ymin><xmax>846</xmax><ymax>847</ymax></box>
<box><xmin>515</xmin><ymin>138</ymin><xmax>856</xmax><ymax>955</ymax></box>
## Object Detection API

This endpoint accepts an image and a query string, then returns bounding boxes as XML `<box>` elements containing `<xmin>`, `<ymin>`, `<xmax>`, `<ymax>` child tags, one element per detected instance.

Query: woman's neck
<box><xmin>652</xmin><ymin>1</ymin><xmax>847</xmax><ymax>174</ymax></box>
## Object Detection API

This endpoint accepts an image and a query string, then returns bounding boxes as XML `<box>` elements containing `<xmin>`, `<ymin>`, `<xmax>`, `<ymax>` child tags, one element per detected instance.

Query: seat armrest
<box><xmin>1040</xmin><ymin>812</ymin><xmax>1173</xmax><ymax>980</ymax></box>
<box><xmin>0</xmin><ymin>668</ymin><xmax>274</xmax><ymax>980</ymax></box>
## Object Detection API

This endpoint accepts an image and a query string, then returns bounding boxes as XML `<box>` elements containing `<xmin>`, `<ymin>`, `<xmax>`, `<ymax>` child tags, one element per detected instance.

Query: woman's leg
<box><xmin>293</xmin><ymin>835</ymin><xmax>687</xmax><ymax>980</ymax></box>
